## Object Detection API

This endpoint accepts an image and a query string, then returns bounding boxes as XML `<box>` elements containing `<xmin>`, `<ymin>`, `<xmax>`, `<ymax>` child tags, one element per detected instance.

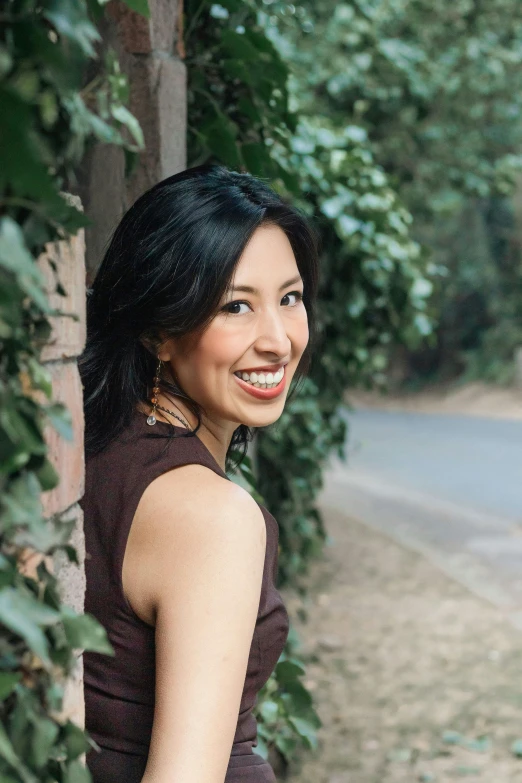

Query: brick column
<box><xmin>38</xmin><ymin>213</ymin><xmax>87</xmax><ymax>727</ymax></box>
<box><xmin>78</xmin><ymin>0</ymin><xmax>187</xmax><ymax>282</ymax></box>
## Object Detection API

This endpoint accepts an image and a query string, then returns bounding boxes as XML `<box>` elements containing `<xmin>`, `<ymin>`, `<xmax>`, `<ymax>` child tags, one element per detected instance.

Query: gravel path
<box><xmin>282</xmin><ymin>507</ymin><xmax>522</xmax><ymax>783</ymax></box>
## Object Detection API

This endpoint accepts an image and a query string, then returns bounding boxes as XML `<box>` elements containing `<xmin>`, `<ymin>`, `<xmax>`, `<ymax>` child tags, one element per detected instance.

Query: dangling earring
<box><xmin>147</xmin><ymin>357</ymin><xmax>162</xmax><ymax>426</ymax></box>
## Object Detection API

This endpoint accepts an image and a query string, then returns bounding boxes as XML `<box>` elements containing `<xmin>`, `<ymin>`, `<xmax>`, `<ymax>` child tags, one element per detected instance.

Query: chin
<box><xmin>241</xmin><ymin>407</ymin><xmax>285</xmax><ymax>429</ymax></box>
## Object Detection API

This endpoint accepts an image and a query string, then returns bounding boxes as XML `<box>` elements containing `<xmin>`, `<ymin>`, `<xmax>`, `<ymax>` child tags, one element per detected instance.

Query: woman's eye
<box><xmin>282</xmin><ymin>290</ymin><xmax>304</xmax><ymax>306</ymax></box>
<box><xmin>222</xmin><ymin>291</ymin><xmax>303</xmax><ymax>315</ymax></box>
<box><xmin>222</xmin><ymin>301</ymin><xmax>251</xmax><ymax>315</ymax></box>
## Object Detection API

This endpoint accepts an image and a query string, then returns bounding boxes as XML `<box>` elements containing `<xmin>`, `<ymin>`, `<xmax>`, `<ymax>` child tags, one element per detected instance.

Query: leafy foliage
<box><xmin>0</xmin><ymin>0</ymin><xmax>146</xmax><ymax>779</ymax></box>
<box><xmin>287</xmin><ymin>0</ymin><xmax>522</xmax><ymax>207</ymax></box>
<box><xmin>256</xmin><ymin>654</ymin><xmax>321</xmax><ymax>762</ymax></box>
<box><xmin>277</xmin><ymin>0</ymin><xmax>522</xmax><ymax>382</ymax></box>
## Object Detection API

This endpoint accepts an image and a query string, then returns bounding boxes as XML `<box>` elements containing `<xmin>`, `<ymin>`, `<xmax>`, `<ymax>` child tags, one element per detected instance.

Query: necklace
<box><xmin>155</xmin><ymin>403</ymin><xmax>191</xmax><ymax>429</ymax></box>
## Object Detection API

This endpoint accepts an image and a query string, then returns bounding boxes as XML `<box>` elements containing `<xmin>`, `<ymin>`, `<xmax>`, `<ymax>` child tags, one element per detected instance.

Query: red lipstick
<box><xmin>233</xmin><ymin>372</ymin><xmax>287</xmax><ymax>400</ymax></box>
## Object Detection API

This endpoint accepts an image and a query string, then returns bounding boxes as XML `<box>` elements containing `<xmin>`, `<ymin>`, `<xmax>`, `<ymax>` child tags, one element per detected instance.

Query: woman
<box><xmin>79</xmin><ymin>163</ymin><xmax>319</xmax><ymax>783</ymax></box>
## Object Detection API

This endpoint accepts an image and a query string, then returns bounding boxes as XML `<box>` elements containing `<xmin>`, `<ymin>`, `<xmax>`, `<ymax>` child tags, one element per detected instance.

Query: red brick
<box><xmin>127</xmin><ymin>55</ymin><xmax>187</xmax><ymax>202</ymax></box>
<box><xmin>41</xmin><ymin>362</ymin><xmax>85</xmax><ymax>518</ymax></box>
<box><xmin>38</xmin><ymin>231</ymin><xmax>86</xmax><ymax>363</ymax></box>
<box><xmin>108</xmin><ymin>0</ymin><xmax>181</xmax><ymax>55</ymax></box>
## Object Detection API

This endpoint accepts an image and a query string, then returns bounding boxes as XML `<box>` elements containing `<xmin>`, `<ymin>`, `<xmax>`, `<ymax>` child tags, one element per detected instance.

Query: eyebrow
<box><xmin>230</xmin><ymin>274</ymin><xmax>303</xmax><ymax>295</ymax></box>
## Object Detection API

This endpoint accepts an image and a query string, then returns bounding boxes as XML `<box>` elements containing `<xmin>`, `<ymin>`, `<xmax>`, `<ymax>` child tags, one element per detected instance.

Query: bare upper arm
<box><xmin>123</xmin><ymin>465</ymin><xmax>267</xmax><ymax>783</ymax></box>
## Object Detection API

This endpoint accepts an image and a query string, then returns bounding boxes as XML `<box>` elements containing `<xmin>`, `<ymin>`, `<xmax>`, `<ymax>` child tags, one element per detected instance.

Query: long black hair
<box><xmin>79</xmin><ymin>164</ymin><xmax>319</xmax><ymax>464</ymax></box>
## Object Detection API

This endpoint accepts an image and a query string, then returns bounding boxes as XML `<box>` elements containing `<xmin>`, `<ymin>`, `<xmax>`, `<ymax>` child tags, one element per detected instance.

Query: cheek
<box><xmin>196</xmin><ymin>326</ymin><xmax>242</xmax><ymax>373</ymax></box>
<box><xmin>292</xmin><ymin>312</ymin><xmax>309</xmax><ymax>355</ymax></box>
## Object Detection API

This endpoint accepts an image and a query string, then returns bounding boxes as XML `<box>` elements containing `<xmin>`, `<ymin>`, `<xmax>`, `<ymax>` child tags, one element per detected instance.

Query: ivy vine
<box><xmin>0</xmin><ymin>0</ymin><xmax>146</xmax><ymax>780</ymax></box>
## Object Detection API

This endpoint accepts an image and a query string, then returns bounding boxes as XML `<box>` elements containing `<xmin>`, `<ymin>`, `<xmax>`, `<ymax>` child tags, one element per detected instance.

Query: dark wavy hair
<box><xmin>79</xmin><ymin>164</ymin><xmax>319</xmax><ymax>465</ymax></box>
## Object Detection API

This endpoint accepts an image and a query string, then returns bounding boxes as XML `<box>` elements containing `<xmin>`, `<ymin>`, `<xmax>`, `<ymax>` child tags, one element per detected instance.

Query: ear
<box><xmin>139</xmin><ymin>335</ymin><xmax>158</xmax><ymax>356</ymax></box>
<box><xmin>140</xmin><ymin>332</ymin><xmax>175</xmax><ymax>362</ymax></box>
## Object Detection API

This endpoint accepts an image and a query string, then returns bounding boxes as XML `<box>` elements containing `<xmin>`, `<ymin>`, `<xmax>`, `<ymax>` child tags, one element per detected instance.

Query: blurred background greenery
<box><xmin>187</xmin><ymin>0</ymin><xmax>522</xmax><ymax>389</ymax></box>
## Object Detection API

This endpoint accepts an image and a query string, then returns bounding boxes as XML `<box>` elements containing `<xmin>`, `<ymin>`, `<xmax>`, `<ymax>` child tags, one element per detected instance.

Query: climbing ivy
<box><xmin>279</xmin><ymin>0</ymin><xmax>522</xmax><ymax>383</ymax></box>
<box><xmin>0</xmin><ymin>0</ymin><xmax>146</xmax><ymax>780</ymax></box>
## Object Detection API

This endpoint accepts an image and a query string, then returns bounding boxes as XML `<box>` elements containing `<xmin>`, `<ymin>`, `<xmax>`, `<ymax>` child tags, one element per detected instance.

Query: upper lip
<box><xmin>234</xmin><ymin>363</ymin><xmax>288</xmax><ymax>373</ymax></box>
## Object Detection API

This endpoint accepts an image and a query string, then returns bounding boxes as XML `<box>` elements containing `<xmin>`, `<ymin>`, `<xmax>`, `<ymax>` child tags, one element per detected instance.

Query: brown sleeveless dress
<box><xmin>79</xmin><ymin>409</ymin><xmax>290</xmax><ymax>782</ymax></box>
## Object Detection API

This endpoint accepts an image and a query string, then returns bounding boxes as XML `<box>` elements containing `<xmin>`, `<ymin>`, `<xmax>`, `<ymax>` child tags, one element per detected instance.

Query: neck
<box><xmin>137</xmin><ymin>397</ymin><xmax>236</xmax><ymax>473</ymax></box>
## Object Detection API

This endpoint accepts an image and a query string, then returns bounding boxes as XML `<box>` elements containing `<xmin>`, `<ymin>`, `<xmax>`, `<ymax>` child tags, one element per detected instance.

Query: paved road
<box><xmin>318</xmin><ymin>408</ymin><xmax>522</xmax><ymax>623</ymax></box>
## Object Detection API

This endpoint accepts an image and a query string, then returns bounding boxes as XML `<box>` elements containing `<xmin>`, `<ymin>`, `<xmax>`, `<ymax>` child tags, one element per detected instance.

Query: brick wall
<box><xmin>36</xmin><ymin>0</ymin><xmax>187</xmax><ymax>731</ymax></box>
<box><xmin>77</xmin><ymin>0</ymin><xmax>187</xmax><ymax>283</ymax></box>
<box><xmin>38</xmin><ymin>212</ymin><xmax>87</xmax><ymax>727</ymax></box>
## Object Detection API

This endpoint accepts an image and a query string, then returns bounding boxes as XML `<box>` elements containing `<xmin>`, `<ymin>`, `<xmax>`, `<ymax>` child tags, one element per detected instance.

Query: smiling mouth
<box><xmin>233</xmin><ymin>366</ymin><xmax>285</xmax><ymax>389</ymax></box>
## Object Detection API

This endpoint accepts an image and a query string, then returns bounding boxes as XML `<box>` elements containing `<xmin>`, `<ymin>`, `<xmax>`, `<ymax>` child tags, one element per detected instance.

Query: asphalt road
<box><xmin>318</xmin><ymin>408</ymin><xmax>522</xmax><ymax>624</ymax></box>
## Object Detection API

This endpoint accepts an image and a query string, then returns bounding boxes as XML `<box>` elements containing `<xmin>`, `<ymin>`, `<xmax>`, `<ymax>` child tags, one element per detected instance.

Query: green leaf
<box><xmin>119</xmin><ymin>0</ymin><xmax>150</xmax><ymax>17</ymax></box>
<box><xmin>288</xmin><ymin>715</ymin><xmax>318</xmax><ymax>749</ymax></box>
<box><xmin>0</xmin><ymin>721</ymin><xmax>35</xmax><ymax>783</ymax></box>
<box><xmin>237</xmin><ymin>96</ymin><xmax>263</xmax><ymax>125</ymax></box>
<box><xmin>202</xmin><ymin>118</ymin><xmax>241</xmax><ymax>169</ymax></box>
<box><xmin>1</xmin><ymin>473</ymin><xmax>44</xmax><ymax>531</ymax></box>
<box><xmin>278</xmin><ymin>678</ymin><xmax>313</xmax><ymax>713</ymax></box>
<box><xmin>64</xmin><ymin>758</ymin><xmax>92</xmax><ymax>783</ymax></box>
<box><xmin>60</xmin><ymin>545</ymin><xmax>80</xmax><ymax>565</ymax></box>
<box><xmin>61</xmin><ymin>609</ymin><xmax>114</xmax><ymax>655</ymax></box>
<box><xmin>34</xmin><ymin>457</ymin><xmax>60</xmax><ymax>492</ymax></box>
<box><xmin>44</xmin><ymin>0</ymin><xmax>101</xmax><ymax>57</ymax></box>
<box><xmin>274</xmin><ymin>659</ymin><xmax>306</xmax><ymax>684</ymax></box>
<box><xmin>0</xmin><ymin>673</ymin><xmax>21</xmax><ymax>701</ymax></box>
<box><xmin>0</xmin><ymin>46</ymin><xmax>13</xmax><ymax>78</ymax></box>
<box><xmin>274</xmin><ymin>733</ymin><xmax>296</xmax><ymax>757</ymax></box>
<box><xmin>259</xmin><ymin>700</ymin><xmax>279</xmax><ymax>722</ymax></box>
<box><xmin>0</xmin><ymin>218</ymin><xmax>50</xmax><ymax>312</ymax></box>
<box><xmin>110</xmin><ymin>104</ymin><xmax>145</xmax><ymax>149</ymax></box>
<box><xmin>221</xmin><ymin>30</ymin><xmax>260</xmax><ymax>62</ymax></box>
<box><xmin>43</xmin><ymin>402</ymin><xmax>73</xmax><ymax>442</ymax></box>
<box><xmin>29</xmin><ymin>717</ymin><xmax>59</xmax><ymax>769</ymax></box>
<box><xmin>241</xmin><ymin>143</ymin><xmax>273</xmax><ymax>177</ymax></box>
<box><xmin>0</xmin><ymin>89</ymin><xmax>58</xmax><ymax>203</ymax></box>
<box><xmin>0</xmin><ymin>588</ymin><xmax>61</xmax><ymax>664</ymax></box>
<box><xmin>62</xmin><ymin>721</ymin><xmax>91</xmax><ymax>760</ymax></box>
<box><xmin>26</xmin><ymin>358</ymin><xmax>53</xmax><ymax>399</ymax></box>
<box><xmin>39</xmin><ymin>91</ymin><xmax>59</xmax><ymax>129</ymax></box>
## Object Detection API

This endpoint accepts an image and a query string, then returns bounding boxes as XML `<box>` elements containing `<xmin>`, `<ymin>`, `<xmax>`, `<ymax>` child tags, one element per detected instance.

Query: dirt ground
<box><xmin>345</xmin><ymin>382</ymin><xmax>522</xmax><ymax>420</ymax></box>
<box><xmin>281</xmin><ymin>507</ymin><xmax>522</xmax><ymax>783</ymax></box>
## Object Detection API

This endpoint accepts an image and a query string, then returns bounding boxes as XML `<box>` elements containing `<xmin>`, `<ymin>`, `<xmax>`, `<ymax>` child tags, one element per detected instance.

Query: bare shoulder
<box><xmin>123</xmin><ymin>462</ymin><xmax>266</xmax><ymax>625</ymax></box>
<box><xmin>138</xmin><ymin>462</ymin><xmax>265</xmax><ymax>538</ymax></box>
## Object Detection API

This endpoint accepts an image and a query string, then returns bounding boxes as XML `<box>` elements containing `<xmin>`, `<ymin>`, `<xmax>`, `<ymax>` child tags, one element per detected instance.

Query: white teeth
<box><xmin>234</xmin><ymin>366</ymin><xmax>285</xmax><ymax>389</ymax></box>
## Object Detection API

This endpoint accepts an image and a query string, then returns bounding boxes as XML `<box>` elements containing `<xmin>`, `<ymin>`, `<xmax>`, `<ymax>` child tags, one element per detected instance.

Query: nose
<box><xmin>254</xmin><ymin>304</ymin><xmax>292</xmax><ymax>359</ymax></box>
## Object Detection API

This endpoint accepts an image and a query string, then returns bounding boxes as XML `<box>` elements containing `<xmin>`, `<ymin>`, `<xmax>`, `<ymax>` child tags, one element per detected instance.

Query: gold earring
<box><xmin>147</xmin><ymin>357</ymin><xmax>162</xmax><ymax>426</ymax></box>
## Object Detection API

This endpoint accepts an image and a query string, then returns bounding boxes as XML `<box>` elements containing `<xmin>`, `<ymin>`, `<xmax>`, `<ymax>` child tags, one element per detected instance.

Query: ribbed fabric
<box><xmin>80</xmin><ymin>409</ymin><xmax>289</xmax><ymax>782</ymax></box>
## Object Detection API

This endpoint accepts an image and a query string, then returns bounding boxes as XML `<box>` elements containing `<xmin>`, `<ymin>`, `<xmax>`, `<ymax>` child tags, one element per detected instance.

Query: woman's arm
<box><xmin>123</xmin><ymin>464</ymin><xmax>266</xmax><ymax>783</ymax></box>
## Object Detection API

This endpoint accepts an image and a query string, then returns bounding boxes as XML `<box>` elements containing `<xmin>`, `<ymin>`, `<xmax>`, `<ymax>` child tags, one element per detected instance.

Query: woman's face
<box><xmin>160</xmin><ymin>224</ymin><xmax>309</xmax><ymax>431</ymax></box>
